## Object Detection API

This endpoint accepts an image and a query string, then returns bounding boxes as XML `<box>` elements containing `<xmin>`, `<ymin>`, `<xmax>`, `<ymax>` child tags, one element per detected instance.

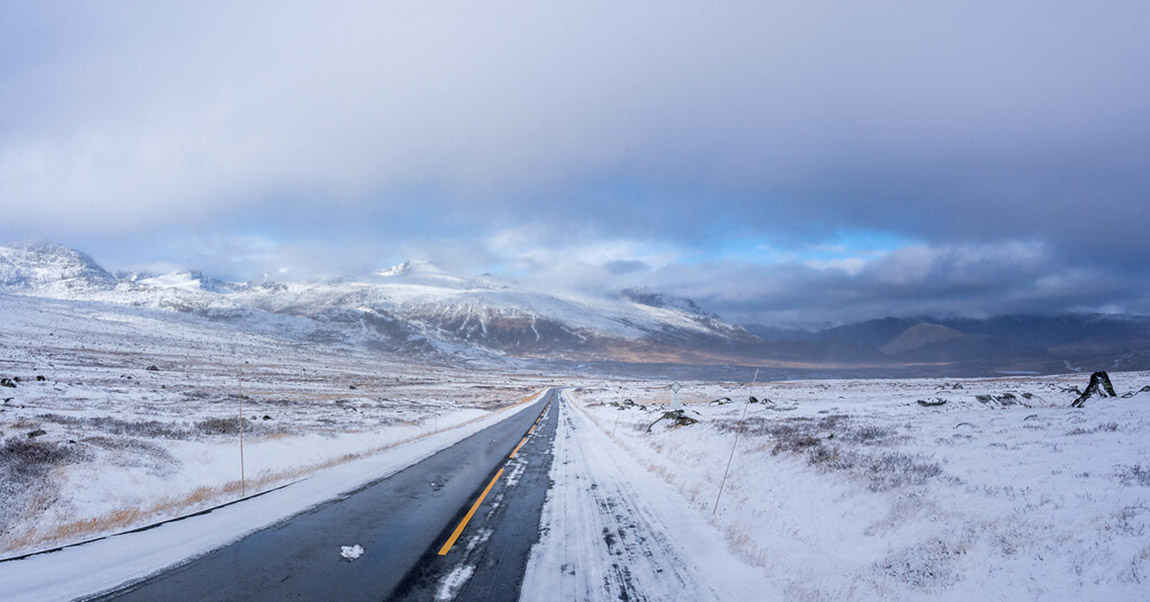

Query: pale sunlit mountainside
<box><xmin>3</xmin><ymin>241</ymin><xmax>1149</xmax><ymax>377</ymax></box>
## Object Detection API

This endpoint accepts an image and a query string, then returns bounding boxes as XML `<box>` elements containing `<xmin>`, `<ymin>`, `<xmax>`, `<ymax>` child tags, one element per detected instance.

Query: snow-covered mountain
<box><xmin>0</xmin><ymin>241</ymin><xmax>761</xmax><ymax>365</ymax></box>
<box><xmin>0</xmin><ymin>241</ymin><xmax>118</xmax><ymax>293</ymax></box>
<box><xmin>5</xmin><ymin>242</ymin><xmax>1147</xmax><ymax>375</ymax></box>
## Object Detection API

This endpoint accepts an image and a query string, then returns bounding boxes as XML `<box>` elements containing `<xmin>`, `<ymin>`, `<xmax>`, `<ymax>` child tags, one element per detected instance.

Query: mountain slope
<box><xmin>0</xmin><ymin>243</ymin><xmax>768</xmax><ymax>366</ymax></box>
<box><xmin>0</xmin><ymin>241</ymin><xmax>117</xmax><ymax>293</ymax></box>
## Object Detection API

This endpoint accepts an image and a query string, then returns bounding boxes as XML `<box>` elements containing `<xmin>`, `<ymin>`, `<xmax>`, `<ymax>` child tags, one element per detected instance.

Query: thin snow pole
<box><xmin>611</xmin><ymin>409</ymin><xmax>621</xmax><ymax>437</ymax></box>
<box><xmin>238</xmin><ymin>366</ymin><xmax>246</xmax><ymax>498</ymax></box>
<box><xmin>713</xmin><ymin>368</ymin><xmax>758</xmax><ymax>516</ymax></box>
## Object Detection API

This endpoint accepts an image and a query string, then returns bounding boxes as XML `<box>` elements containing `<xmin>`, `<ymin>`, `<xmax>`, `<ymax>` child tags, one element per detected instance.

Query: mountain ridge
<box><xmin>3</xmin><ymin>241</ymin><xmax>1148</xmax><ymax>376</ymax></box>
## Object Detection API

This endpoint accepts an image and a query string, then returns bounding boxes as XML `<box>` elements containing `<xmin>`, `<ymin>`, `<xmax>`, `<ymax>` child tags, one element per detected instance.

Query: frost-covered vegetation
<box><xmin>571</xmin><ymin>373</ymin><xmax>1150</xmax><ymax>601</ymax></box>
<box><xmin>0</xmin><ymin>293</ymin><xmax>543</xmax><ymax>558</ymax></box>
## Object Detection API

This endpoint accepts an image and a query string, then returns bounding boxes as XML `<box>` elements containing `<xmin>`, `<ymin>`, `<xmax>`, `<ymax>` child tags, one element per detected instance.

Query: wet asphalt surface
<box><xmin>391</xmin><ymin>387</ymin><xmax>557</xmax><ymax>602</ymax></box>
<box><xmin>93</xmin><ymin>389</ymin><xmax>557</xmax><ymax>602</ymax></box>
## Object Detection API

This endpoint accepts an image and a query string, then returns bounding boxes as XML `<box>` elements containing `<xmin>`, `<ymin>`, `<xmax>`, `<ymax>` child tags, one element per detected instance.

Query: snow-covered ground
<box><xmin>0</xmin><ymin>293</ymin><xmax>545</xmax><ymax>560</ymax></box>
<box><xmin>0</xmin><ymin>392</ymin><xmax>545</xmax><ymax>602</ymax></box>
<box><xmin>5</xmin><ymin>285</ymin><xmax>1150</xmax><ymax>601</ymax></box>
<box><xmin>522</xmin><ymin>393</ymin><xmax>780</xmax><ymax>601</ymax></box>
<box><xmin>556</xmin><ymin>373</ymin><xmax>1150</xmax><ymax>601</ymax></box>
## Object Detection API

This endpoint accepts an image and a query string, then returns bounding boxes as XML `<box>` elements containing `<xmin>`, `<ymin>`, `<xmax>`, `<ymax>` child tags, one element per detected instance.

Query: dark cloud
<box><xmin>1</xmin><ymin>1</ymin><xmax>1147</xmax><ymax>323</ymax></box>
<box><xmin>602</xmin><ymin>260</ymin><xmax>650</xmax><ymax>276</ymax></box>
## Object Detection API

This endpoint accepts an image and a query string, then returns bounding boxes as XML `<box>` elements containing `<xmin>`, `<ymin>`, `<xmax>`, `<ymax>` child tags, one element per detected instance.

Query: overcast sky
<box><xmin>2</xmin><ymin>1</ymin><xmax>1148</xmax><ymax>324</ymax></box>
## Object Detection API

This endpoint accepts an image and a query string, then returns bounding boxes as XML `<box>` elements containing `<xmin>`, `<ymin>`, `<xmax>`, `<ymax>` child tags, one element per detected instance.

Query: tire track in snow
<box><xmin>521</xmin><ymin>396</ymin><xmax>723</xmax><ymax>602</ymax></box>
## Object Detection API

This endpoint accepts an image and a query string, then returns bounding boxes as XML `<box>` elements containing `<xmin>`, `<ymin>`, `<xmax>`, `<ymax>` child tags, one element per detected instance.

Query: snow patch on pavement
<box><xmin>0</xmin><ymin>392</ymin><xmax>543</xmax><ymax>602</ymax></box>
<box><xmin>436</xmin><ymin>563</ymin><xmax>476</xmax><ymax>601</ymax></box>
<box><xmin>339</xmin><ymin>544</ymin><xmax>364</xmax><ymax>561</ymax></box>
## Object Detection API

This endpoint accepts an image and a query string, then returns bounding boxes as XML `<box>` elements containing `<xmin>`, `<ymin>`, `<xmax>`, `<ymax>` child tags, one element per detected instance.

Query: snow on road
<box><xmin>521</xmin><ymin>393</ymin><xmax>779</xmax><ymax>602</ymax></box>
<box><xmin>0</xmin><ymin>393</ymin><xmax>543</xmax><ymax>602</ymax></box>
<box><xmin>569</xmin><ymin>375</ymin><xmax>1150</xmax><ymax>601</ymax></box>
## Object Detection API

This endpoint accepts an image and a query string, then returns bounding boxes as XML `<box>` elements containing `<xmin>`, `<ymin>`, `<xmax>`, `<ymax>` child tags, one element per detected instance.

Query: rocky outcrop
<box><xmin>1071</xmin><ymin>371</ymin><xmax>1118</xmax><ymax>408</ymax></box>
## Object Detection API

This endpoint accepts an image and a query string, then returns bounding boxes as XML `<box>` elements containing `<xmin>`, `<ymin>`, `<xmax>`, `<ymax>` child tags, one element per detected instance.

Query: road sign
<box><xmin>670</xmin><ymin>382</ymin><xmax>682</xmax><ymax>410</ymax></box>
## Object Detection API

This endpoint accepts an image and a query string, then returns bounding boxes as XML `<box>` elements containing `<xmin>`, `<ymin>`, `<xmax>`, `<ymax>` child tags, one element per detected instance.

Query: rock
<box><xmin>976</xmin><ymin>393</ymin><xmax>1018</xmax><ymax>406</ymax></box>
<box><xmin>35</xmin><ymin>375</ymin><xmax>46</xmax><ymax>382</ymax></box>
<box><xmin>145</xmin><ymin>365</ymin><xmax>160</xmax><ymax>372</ymax></box>
<box><xmin>0</xmin><ymin>378</ymin><xmax>16</xmax><ymax>388</ymax></box>
<box><xmin>748</xmin><ymin>395</ymin><xmax>759</xmax><ymax>404</ymax></box>
<box><xmin>917</xmin><ymin>398</ymin><xmax>947</xmax><ymax>407</ymax></box>
<box><xmin>709</xmin><ymin>397</ymin><xmax>732</xmax><ymax>406</ymax></box>
<box><xmin>27</xmin><ymin>429</ymin><xmax>47</xmax><ymax>438</ymax></box>
<box><xmin>349</xmin><ymin>385</ymin><xmax>357</xmax><ymax>390</ymax></box>
<box><xmin>612</xmin><ymin>399</ymin><xmax>647</xmax><ymax>410</ymax></box>
<box><xmin>646</xmin><ymin>409</ymin><xmax>699</xmax><ymax>432</ymax></box>
<box><xmin>1071</xmin><ymin>371</ymin><xmax>1118</xmax><ymax>408</ymax></box>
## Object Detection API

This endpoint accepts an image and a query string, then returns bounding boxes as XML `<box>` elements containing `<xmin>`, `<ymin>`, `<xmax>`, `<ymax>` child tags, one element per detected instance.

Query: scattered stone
<box><xmin>349</xmin><ymin>385</ymin><xmax>357</xmax><ymax>390</ymax></box>
<box><xmin>748</xmin><ymin>395</ymin><xmax>759</xmax><ymax>404</ymax></box>
<box><xmin>145</xmin><ymin>365</ymin><xmax>160</xmax><ymax>372</ymax></box>
<box><xmin>1071</xmin><ymin>371</ymin><xmax>1118</xmax><ymax>408</ymax></box>
<box><xmin>975</xmin><ymin>393</ymin><xmax>1018</xmax><ymax>406</ymax></box>
<box><xmin>27</xmin><ymin>429</ymin><xmax>47</xmax><ymax>438</ymax></box>
<box><xmin>709</xmin><ymin>397</ymin><xmax>732</xmax><ymax>406</ymax></box>
<box><xmin>646</xmin><ymin>409</ymin><xmax>699</xmax><ymax>432</ymax></box>
<box><xmin>1023</xmin><ymin>414</ymin><xmax>1040</xmax><ymax>421</ymax></box>
<box><xmin>262</xmin><ymin>415</ymin><xmax>272</xmax><ymax>420</ymax></box>
<box><xmin>611</xmin><ymin>399</ymin><xmax>647</xmax><ymax>410</ymax></box>
<box><xmin>917</xmin><ymin>398</ymin><xmax>947</xmax><ymax>407</ymax></box>
<box><xmin>0</xmin><ymin>378</ymin><xmax>16</xmax><ymax>388</ymax></box>
<box><xmin>35</xmin><ymin>375</ymin><xmax>46</xmax><ymax>382</ymax></box>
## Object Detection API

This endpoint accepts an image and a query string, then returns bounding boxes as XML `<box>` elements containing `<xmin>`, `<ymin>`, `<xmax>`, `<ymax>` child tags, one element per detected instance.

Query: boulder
<box><xmin>1071</xmin><ymin>371</ymin><xmax>1118</xmax><ymax>408</ymax></box>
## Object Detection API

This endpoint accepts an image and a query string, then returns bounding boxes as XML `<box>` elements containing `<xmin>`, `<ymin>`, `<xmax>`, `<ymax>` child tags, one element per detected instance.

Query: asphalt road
<box><xmin>94</xmin><ymin>389</ymin><xmax>558</xmax><ymax>602</ymax></box>
<box><xmin>391</xmin><ymin>385</ymin><xmax>558</xmax><ymax>602</ymax></box>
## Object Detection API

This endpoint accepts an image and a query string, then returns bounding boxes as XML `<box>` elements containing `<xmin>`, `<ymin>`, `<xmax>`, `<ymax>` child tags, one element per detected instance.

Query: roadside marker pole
<box><xmin>238</xmin><ymin>366</ymin><xmax>246</xmax><ymax>498</ymax></box>
<box><xmin>611</xmin><ymin>410</ymin><xmax>620</xmax><ymax>437</ymax></box>
<box><xmin>713</xmin><ymin>368</ymin><xmax>758</xmax><ymax>516</ymax></box>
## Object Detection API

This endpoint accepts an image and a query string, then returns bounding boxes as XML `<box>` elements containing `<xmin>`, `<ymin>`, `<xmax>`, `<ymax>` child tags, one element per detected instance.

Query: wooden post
<box><xmin>239</xmin><ymin>366</ymin><xmax>246</xmax><ymax>498</ymax></box>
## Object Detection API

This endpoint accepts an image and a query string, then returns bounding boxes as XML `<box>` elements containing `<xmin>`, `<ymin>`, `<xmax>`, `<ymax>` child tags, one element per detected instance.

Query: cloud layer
<box><xmin>1</xmin><ymin>1</ymin><xmax>1148</xmax><ymax>323</ymax></box>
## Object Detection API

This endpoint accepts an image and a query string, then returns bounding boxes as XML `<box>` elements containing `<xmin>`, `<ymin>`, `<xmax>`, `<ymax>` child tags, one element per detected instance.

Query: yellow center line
<box><xmin>438</xmin><ymin>467</ymin><xmax>505</xmax><ymax>556</ymax></box>
<box><xmin>437</xmin><ymin>401</ymin><xmax>552</xmax><ymax>556</ymax></box>
<box><xmin>509</xmin><ymin>436</ymin><xmax>529</xmax><ymax>458</ymax></box>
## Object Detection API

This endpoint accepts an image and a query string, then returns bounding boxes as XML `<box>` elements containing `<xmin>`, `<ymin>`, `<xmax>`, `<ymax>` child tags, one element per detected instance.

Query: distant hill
<box><xmin>745</xmin><ymin>314</ymin><xmax>1150</xmax><ymax>374</ymax></box>
<box><xmin>5</xmin><ymin>241</ymin><xmax>1148</xmax><ymax>377</ymax></box>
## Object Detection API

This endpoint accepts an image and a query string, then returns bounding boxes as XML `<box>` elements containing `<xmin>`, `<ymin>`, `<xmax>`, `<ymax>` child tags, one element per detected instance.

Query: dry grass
<box><xmin>1</xmin><ymin>388</ymin><xmax>547</xmax><ymax>557</ymax></box>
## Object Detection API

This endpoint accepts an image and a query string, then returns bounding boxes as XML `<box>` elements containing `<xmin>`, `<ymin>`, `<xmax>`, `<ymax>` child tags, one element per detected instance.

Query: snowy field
<box><xmin>561</xmin><ymin>373</ymin><xmax>1150</xmax><ymax>601</ymax></box>
<box><xmin>4</xmin><ymin>293</ymin><xmax>1150</xmax><ymax>601</ymax></box>
<box><xmin>0</xmin><ymin>294</ymin><xmax>544</xmax><ymax>559</ymax></box>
